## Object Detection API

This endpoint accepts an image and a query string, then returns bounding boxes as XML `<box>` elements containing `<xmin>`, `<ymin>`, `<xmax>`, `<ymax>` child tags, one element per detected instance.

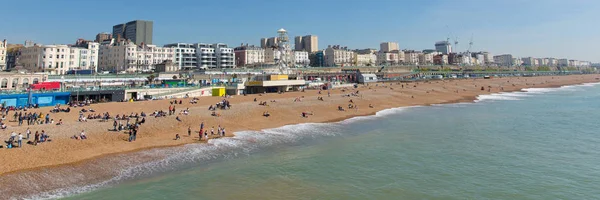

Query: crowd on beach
<box><xmin>1</xmin><ymin>75</ymin><xmax>594</xmax><ymax>151</ymax></box>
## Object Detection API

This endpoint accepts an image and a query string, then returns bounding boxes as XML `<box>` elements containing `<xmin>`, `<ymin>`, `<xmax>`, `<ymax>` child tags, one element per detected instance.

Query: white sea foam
<box><xmin>474</xmin><ymin>94</ymin><xmax>522</xmax><ymax>102</ymax></box>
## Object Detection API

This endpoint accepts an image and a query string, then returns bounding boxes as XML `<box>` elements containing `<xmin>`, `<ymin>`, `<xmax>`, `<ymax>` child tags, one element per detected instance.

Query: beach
<box><xmin>0</xmin><ymin>74</ymin><xmax>599</xmax><ymax>198</ymax></box>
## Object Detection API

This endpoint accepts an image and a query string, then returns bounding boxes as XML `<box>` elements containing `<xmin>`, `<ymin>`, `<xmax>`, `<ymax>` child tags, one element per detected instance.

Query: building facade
<box><xmin>163</xmin><ymin>43</ymin><xmax>197</xmax><ymax>70</ymax></box>
<box><xmin>292</xmin><ymin>51</ymin><xmax>310</xmax><ymax>66</ymax></box>
<box><xmin>113</xmin><ymin>20</ymin><xmax>153</xmax><ymax>45</ymax></box>
<box><xmin>95</xmin><ymin>33</ymin><xmax>112</xmax><ymax>43</ymax></box>
<box><xmin>521</xmin><ymin>57</ymin><xmax>536</xmax><ymax>66</ymax></box>
<box><xmin>404</xmin><ymin>50</ymin><xmax>421</xmax><ymax>65</ymax></box>
<box><xmin>98</xmin><ymin>40</ymin><xmax>174</xmax><ymax>72</ymax></box>
<box><xmin>234</xmin><ymin>44</ymin><xmax>265</xmax><ymax>67</ymax></box>
<box><xmin>435</xmin><ymin>41</ymin><xmax>452</xmax><ymax>54</ymax></box>
<box><xmin>376</xmin><ymin>50</ymin><xmax>403</xmax><ymax>65</ymax></box>
<box><xmin>0</xmin><ymin>39</ymin><xmax>6</xmax><ymax>70</ymax></box>
<box><xmin>0</xmin><ymin>72</ymin><xmax>47</xmax><ymax>90</ymax></box>
<box><xmin>20</xmin><ymin>42</ymin><xmax>99</xmax><ymax>75</ymax></box>
<box><xmin>354</xmin><ymin>52</ymin><xmax>377</xmax><ymax>66</ymax></box>
<box><xmin>493</xmin><ymin>54</ymin><xmax>514</xmax><ymax>67</ymax></box>
<box><xmin>380</xmin><ymin>42</ymin><xmax>399</xmax><ymax>52</ymax></box>
<box><xmin>324</xmin><ymin>45</ymin><xmax>353</xmax><ymax>67</ymax></box>
<box><xmin>195</xmin><ymin>43</ymin><xmax>235</xmax><ymax>69</ymax></box>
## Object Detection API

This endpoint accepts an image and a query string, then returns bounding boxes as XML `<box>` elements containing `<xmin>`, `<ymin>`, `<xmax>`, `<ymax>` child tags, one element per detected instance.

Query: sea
<box><xmin>20</xmin><ymin>82</ymin><xmax>600</xmax><ymax>200</ymax></box>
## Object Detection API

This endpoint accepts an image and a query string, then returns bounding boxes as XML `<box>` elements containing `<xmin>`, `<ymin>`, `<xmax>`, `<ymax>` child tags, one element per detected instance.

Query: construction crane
<box><xmin>467</xmin><ymin>33</ymin><xmax>474</xmax><ymax>53</ymax></box>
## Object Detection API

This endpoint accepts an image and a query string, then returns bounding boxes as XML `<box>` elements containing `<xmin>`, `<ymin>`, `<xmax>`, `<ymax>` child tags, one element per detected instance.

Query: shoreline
<box><xmin>2</xmin><ymin>75</ymin><xmax>600</xmax><ymax>198</ymax></box>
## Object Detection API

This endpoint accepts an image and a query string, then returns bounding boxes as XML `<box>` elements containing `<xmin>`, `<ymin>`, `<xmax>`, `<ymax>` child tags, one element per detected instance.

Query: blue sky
<box><xmin>2</xmin><ymin>0</ymin><xmax>599</xmax><ymax>62</ymax></box>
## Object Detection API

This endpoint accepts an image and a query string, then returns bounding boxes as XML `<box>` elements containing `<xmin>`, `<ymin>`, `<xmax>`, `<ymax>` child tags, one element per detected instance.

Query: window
<box><xmin>61</xmin><ymin>55</ymin><xmax>64</xmax><ymax>59</ymax></box>
<box><xmin>0</xmin><ymin>78</ymin><xmax>7</xmax><ymax>88</ymax></box>
<box><xmin>22</xmin><ymin>78</ymin><xmax>29</xmax><ymax>88</ymax></box>
<box><xmin>11</xmin><ymin>78</ymin><xmax>18</xmax><ymax>88</ymax></box>
<box><xmin>33</xmin><ymin>78</ymin><xmax>39</xmax><ymax>84</ymax></box>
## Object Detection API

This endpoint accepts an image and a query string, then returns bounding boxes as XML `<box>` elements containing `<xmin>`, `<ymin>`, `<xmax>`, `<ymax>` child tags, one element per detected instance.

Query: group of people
<box><xmin>16</xmin><ymin>112</ymin><xmax>53</xmax><ymax>126</ymax></box>
<box><xmin>195</xmin><ymin>122</ymin><xmax>226</xmax><ymax>141</ymax></box>
<box><xmin>4</xmin><ymin>129</ymin><xmax>49</xmax><ymax>148</ymax></box>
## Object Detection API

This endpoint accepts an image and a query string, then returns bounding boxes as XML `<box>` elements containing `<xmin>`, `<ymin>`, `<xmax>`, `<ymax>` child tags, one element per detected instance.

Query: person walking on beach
<box><xmin>211</xmin><ymin>127</ymin><xmax>214</xmax><ymax>135</ymax></box>
<box><xmin>26</xmin><ymin>128</ymin><xmax>31</xmax><ymax>139</ymax></box>
<box><xmin>128</xmin><ymin>130</ymin><xmax>133</xmax><ymax>142</ymax></box>
<box><xmin>204</xmin><ymin>131</ymin><xmax>208</xmax><ymax>141</ymax></box>
<box><xmin>200</xmin><ymin>121</ymin><xmax>204</xmax><ymax>131</ymax></box>
<box><xmin>222</xmin><ymin>128</ymin><xmax>226</xmax><ymax>137</ymax></box>
<box><xmin>188</xmin><ymin>126</ymin><xmax>191</xmax><ymax>136</ymax></box>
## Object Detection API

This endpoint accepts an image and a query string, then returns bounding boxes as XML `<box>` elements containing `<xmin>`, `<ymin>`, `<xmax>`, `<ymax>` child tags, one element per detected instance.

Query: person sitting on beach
<box><xmin>0</xmin><ymin>123</ymin><xmax>6</xmax><ymax>129</ymax></box>
<box><xmin>174</xmin><ymin>134</ymin><xmax>181</xmax><ymax>140</ymax></box>
<box><xmin>211</xmin><ymin>111</ymin><xmax>220</xmax><ymax>117</ymax></box>
<box><xmin>79</xmin><ymin>130</ymin><xmax>87</xmax><ymax>140</ymax></box>
<box><xmin>369</xmin><ymin>104</ymin><xmax>374</xmax><ymax>108</ymax></box>
<box><xmin>263</xmin><ymin>111</ymin><xmax>270</xmax><ymax>117</ymax></box>
<box><xmin>338</xmin><ymin>106</ymin><xmax>345</xmax><ymax>111</ymax></box>
<box><xmin>176</xmin><ymin>116</ymin><xmax>182</xmax><ymax>122</ymax></box>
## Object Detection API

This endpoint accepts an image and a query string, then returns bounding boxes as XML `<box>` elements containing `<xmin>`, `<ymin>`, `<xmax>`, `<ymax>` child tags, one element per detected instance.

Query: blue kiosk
<box><xmin>0</xmin><ymin>92</ymin><xmax>70</xmax><ymax>107</ymax></box>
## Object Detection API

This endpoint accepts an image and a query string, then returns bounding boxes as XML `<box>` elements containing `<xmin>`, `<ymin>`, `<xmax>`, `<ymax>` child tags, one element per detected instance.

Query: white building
<box><xmin>98</xmin><ymin>39</ymin><xmax>175</xmax><ymax>72</ymax></box>
<box><xmin>522</xmin><ymin>57</ymin><xmax>536</xmax><ymax>66</ymax></box>
<box><xmin>0</xmin><ymin>39</ymin><xmax>6</xmax><ymax>70</ymax></box>
<box><xmin>354</xmin><ymin>52</ymin><xmax>377</xmax><ymax>66</ymax></box>
<box><xmin>163</xmin><ymin>43</ymin><xmax>197</xmax><ymax>70</ymax></box>
<box><xmin>324</xmin><ymin>45</ymin><xmax>353</xmax><ymax>67</ymax></box>
<box><xmin>195</xmin><ymin>43</ymin><xmax>235</xmax><ymax>69</ymax></box>
<box><xmin>493</xmin><ymin>54</ymin><xmax>514</xmax><ymax>67</ymax></box>
<box><xmin>234</xmin><ymin>44</ymin><xmax>265</xmax><ymax>67</ymax></box>
<box><xmin>20</xmin><ymin>42</ymin><xmax>99</xmax><ymax>75</ymax></box>
<box><xmin>292</xmin><ymin>51</ymin><xmax>310</xmax><ymax>66</ymax></box>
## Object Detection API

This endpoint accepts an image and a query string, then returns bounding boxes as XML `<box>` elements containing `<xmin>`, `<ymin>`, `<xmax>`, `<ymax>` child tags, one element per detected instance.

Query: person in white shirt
<box><xmin>80</xmin><ymin>130</ymin><xmax>87</xmax><ymax>140</ymax></box>
<box><xmin>26</xmin><ymin>128</ymin><xmax>31</xmax><ymax>140</ymax></box>
<box><xmin>18</xmin><ymin>133</ymin><xmax>23</xmax><ymax>147</ymax></box>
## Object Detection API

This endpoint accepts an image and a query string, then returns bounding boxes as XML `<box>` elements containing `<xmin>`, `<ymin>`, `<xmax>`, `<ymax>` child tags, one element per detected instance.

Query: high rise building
<box><xmin>301</xmin><ymin>35</ymin><xmax>318</xmax><ymax>52</ymax></box>
<box><xmin>435</xmin><ymin>41</ymin><xmax>452</xmax><ymax>54</ymax></box>
<box><xmin>380</xmin><ymin>42</ymin><xmax>399</xmax><ymax>52</ymax></box>
<box><xmin>260</xmin><ymin>38</ymin><xmax>268</xmax><ymax>48</ymax></box>
<box><xmin>112</xmin><ymin>20</ymin><xmax>153</xmax><ymax>45</ymax></box>
<box><xmin>294</xmin><ymin>36</ymin><xmax>303</xmax><ymax>51</ymax></box>
<box><xmin>493</xmin><ymin>54</ymin><xmax>514</xmax><ymax>67</ymax></box>
<box><xmin>265</xmin><ymin>37</ymin><xmax>278</xmax><ymax>48</ymax></box>
<box><xmin>95</xmin><ymin>32</ymin><xmax>112</xmax><ymax>43</ymax></box>
<box><xmin>324</xmin><ymin>45</ymin><xmax>353</xmax><ymax>67</ymax></box>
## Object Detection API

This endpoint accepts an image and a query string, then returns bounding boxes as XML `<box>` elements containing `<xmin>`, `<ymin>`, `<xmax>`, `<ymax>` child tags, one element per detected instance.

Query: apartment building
<box><xmin>354</xmin><ymin>53</ymin><xmax>377</xmax><ymax>66</ymax></box>
<box><xmin>404</xmin><ymin>50</ymin><xmax>421</xmax><ymax>65</ymax></box>
<box><xmin>0</xmin><ymin>39</ymin><xmax>6</xmax><ymax>70</ymax></box>
<box><xmin>98</xmin><ymin>39</ymin><xmax>174</xmax><ymax>72</ymax></box>
<box><xmin>493</xmin><ymin>54</ymin><xmax>514</xmax><ymax>67</ymax></box>
<box><xmin>292</xmin><ymin>51</ymin><xmax>310</xmax><ymax>66</ymax></box>
<box><xmin>163</xmin><ymin>43</ymin><xmax>197</xmax><ymax>70</ymax></box>
<box><xmin>195</xmin><ymin>43</ymin><xmax>235</xmax><ymax>69</ymax></box>
<box><xmin>19</xmin><ymin>42</ymin><xmax>99</xmax><ymax>74</ymax></box>
<box><xmin>234</xmin><ymin>44</ymin><xmax>265</xmax><ymax>67</ymax></box>
<box><xmin>324</xmin><ymin>45</ymin><xmax>353</xmax><ymax>67</ymax></box>
<box><xmin>377</xmin><ymin>50</ymin><xmax>403</xmax><ymax>65</ymax></box>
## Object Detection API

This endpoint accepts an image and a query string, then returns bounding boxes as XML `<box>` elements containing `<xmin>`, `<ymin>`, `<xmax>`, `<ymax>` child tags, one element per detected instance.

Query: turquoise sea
<box><xmin>28</xmin><ymin>83</ymin><xmax>600</xmax><ymax>199</ymax></box>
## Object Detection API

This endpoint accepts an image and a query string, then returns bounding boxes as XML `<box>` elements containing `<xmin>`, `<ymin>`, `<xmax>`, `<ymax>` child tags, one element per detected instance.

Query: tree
<box><xmin>173</xmin><ymin>75</ymin><xmax>178</xmax><ymax>79</ymax></box>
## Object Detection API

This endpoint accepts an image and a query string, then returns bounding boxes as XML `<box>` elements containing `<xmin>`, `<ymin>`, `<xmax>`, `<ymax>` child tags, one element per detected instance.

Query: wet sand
<box><xmin>0</xmin><ymin>74</ymin><xmax>598</xmax><ymax>178</ymax></box>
